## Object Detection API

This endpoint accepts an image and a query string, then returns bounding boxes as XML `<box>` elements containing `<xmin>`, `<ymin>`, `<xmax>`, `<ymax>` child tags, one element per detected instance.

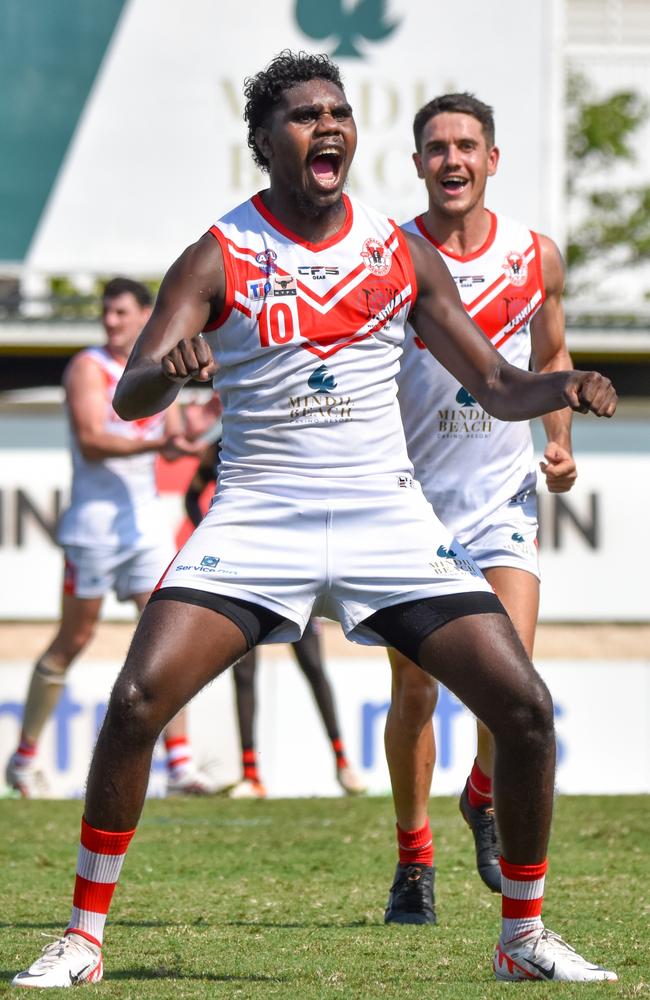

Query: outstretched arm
<box><xmin>531</xmin><ymin>236</ymin><xmax>577</xmax><ymax>492</ymax></box>
<box><xmin>113</xmin><ymin>233</ymin><xmax>225</xmax><ymax>420</ymax></box>
<box><xmin>403</xmin><ymin>230</ymin><xmax>617</xmax><ymax>421</ymax></box>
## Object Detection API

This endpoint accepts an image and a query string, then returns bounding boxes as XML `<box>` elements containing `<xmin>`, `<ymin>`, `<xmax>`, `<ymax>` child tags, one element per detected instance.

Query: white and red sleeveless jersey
<box><xmin>398</xmin><ymin>212</ymin><xmax>545</xmax><ymax>538</ymax></box>
<box><xmin>57</xmin><ymin>346</ymin><xmax>167</xmax><ymax>549</ymax></box>
<box><xmin>202</xmin><ymin>193</ymin><xmax>418</xmax><ymax>498</ymax></box>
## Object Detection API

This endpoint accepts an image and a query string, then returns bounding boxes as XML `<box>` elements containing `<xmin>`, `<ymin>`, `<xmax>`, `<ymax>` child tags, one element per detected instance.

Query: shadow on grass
<box><xmin>106</xmin><ymin>968</ymin><xmax>289</xmax><ymax>983</ymax></box>
<box><xmin>0</xmin><ymin>920</ymin><xmax>181</xmax><ymax>930</ymax></box>
<box><xmin>224</xmin><ymin>919</ymin><xmax>384</xmax><ymax>929</ymax></box>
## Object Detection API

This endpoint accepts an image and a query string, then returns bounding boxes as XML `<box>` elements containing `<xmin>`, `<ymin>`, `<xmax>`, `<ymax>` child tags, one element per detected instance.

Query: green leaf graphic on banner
<box><xmin>295</xmin><ymin>0</ymin><xmax>399</xmax><ymax>59</ymax></box>
<box><xmin>0</xmin><ymin>0</ymin><xmax>126</xmax><ymax>262</ymax></box>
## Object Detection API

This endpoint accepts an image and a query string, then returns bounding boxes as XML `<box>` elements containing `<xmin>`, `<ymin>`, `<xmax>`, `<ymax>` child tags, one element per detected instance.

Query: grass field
<box><xmin>1</xmin><ymin>795</ymin><xmax>648</xmax><ymax>998</ymax></box>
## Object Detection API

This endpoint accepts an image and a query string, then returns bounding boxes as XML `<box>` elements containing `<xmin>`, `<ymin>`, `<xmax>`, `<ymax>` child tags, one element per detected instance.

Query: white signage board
<box><xmin>1</xmin><ymin>656</ymin><xmax>648</xmax><ymax>798</ymax></box>
<box><xmin>26</xmin><ymin>0</ymin><xmax>562</xmax><ymax>277</ymax></box>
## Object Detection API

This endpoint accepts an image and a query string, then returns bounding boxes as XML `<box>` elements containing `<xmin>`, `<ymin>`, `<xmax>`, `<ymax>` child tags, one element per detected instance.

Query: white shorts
<box><xmin>157</xmin><ymin>480</ymin><xmax>493</xmax><ymax>646</ymax></box>
<box><xmin>457</xmin><ymin>487</ymin><xmax>540</xmax><ymax>580</ymax></box>
<box><xmin>63</xmin><ymin>543</ymin><xmax>173</xmax><ymax>602</ymax></box>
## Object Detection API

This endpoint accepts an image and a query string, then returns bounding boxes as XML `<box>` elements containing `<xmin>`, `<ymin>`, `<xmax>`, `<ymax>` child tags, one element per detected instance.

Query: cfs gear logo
<box><xmin>456</xmin><ymin>387</ymin><xmax>477</xmax><ymax>407</ymax></box>
<box><xmin>454</xmin><ymin>274</ymin><xmax>485</xmax><ymax>288</ymax></box>
<box><xmin>308</xmin><ymin>364</ymin><xmax>337</xmax><ymax>392</ymax></box>
<box><xmin>502</xmin><ymin>251</ymin><xmax>528</xmax><ymax>287</ymax></box>
<box><xmin>297</xmin><ymin>265</ymin><xmax>340</xmax><ymax>279</ymax></box>
<box><xmin>256</xmin><ymin>249</ymin><xmax>278</xmax><ymax>275</ymax></box>
<box><xmin>511</xmin><ymin>532</ymin><xmax>525</xmax><ymax>543</ymax></box>
<box><xmin>361</xmin><ymin>237</ymin><xmax>392</xmax><ymax>276</ymax></box>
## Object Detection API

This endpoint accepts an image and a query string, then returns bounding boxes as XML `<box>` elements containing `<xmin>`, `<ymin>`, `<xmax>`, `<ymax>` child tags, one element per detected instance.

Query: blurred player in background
<box><xmin>383</xmin><ymin>93</ymin><xmax>578</xmax><ymax>924</ymax></box>
<box><xmin>12</xmin><ymin>54</ymin><xmax>617</xmax><ymax>988</ymax></box>
<box><xmin>4</xmin><ymin>277</ymin><xmax>213</xmax><ymax>799</ymax></box>
<box><xmin>185</xmin><ymin>436</ymin><xmax>366</xmax><ymax>798</ymax></box>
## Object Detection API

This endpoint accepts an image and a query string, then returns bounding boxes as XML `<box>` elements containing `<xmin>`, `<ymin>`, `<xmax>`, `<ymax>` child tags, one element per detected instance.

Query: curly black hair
<box><xmin>243</xmin><ymin>50</ymin><xmax>345</xmax><ymax>172</ymax></box>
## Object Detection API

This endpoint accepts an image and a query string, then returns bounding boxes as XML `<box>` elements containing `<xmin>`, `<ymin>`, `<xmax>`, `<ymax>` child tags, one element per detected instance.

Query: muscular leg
<box><xmin>85</xmin><ymin>599</ymin><xmax>249</xmax><ymax>831</ymax></box>
<box><xmin>475</xmin><ymin>568</ymin><xmax>540</xmax><ymax>778</ymax></box>
<box><xmin>417</xmin><ymin>612</ymin><xmax>554</xmax><ymax>863</ymax></box>
<box><xmin>384</xmin><ymin>650</ymin><xmax>438</xmax><ymax>831</ymax></box>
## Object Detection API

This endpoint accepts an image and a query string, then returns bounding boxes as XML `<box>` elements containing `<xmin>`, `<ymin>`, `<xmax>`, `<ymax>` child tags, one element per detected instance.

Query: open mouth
<box><xmin>309</xmin><ymin>149</ymin><xmax>343</xmax><ymax>187</ymax></box>
<box><xmin>441</xmin><ymin>176</ymin><xmax>468</xmax><ymax>192</ymax></box>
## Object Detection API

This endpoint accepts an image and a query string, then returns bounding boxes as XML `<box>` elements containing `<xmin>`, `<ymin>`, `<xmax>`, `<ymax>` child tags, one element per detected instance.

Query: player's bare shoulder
<box><xmin>160</xmin><ymin>231</ymin><xmax>227</xmax><ymax>318</ymax></box>
<box><xmin>537</xmin><ymin>234</ymin><xmax>565</xmax><ymax>296</ymax></box>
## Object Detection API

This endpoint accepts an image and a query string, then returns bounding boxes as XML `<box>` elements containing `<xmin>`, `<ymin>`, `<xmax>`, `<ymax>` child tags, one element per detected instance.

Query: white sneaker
<box><xmin>166</xmin><ymin>766</ymin><xmax>218</xmax><ymax>796</ymax></box>
<box><xmin>228</xmin><ymin>778</ymin><xmax>267</xmax><ymax>799</ymax></box>
<box><xmin>336</xmin><ymin>765</ymin><xmax>366</xmax><ymax>796</ymax></box>
<box><xmin>5</xmin><ymin>753</ymin><xmax>49</xmax><ymax>799</ymax></box>
<box><xmin>12</xmin><ymin>933</ymin><xmax>103</xmax><ymax>988</ymax></box>
<box><xmin>494</xmin><ymin>927</ymin><xmax>618</xmax><ymax>982</ymax></box>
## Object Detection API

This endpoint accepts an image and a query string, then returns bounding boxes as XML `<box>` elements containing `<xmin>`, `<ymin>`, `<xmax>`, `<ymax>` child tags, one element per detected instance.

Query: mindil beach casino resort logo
<box><xmin>295</xmin><ymin>0</ymin><xmax>400</xmax><ymax>57</ymax></box>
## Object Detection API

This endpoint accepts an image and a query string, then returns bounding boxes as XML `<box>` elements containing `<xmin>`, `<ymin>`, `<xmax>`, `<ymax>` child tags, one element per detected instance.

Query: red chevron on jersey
<box><xmin>208</xmin><ymin>197</ymin><xmax>416</xmax><ymax>361</ymax></box>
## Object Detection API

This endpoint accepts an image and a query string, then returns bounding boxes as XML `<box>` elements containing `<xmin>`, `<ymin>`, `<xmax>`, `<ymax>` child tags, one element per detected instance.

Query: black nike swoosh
<box><xmin>528</xmin><ymin>959</ymin><xmax>555</xmax><ymax>979</ymax></box>
<box><xmin>69</xmin><ymin>962</ymin><xmax>92</xmax><ymax>984</ymax></box>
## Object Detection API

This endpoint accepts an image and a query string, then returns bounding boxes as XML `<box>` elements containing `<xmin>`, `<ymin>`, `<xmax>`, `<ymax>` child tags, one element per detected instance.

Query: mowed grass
<box><xmin>0</xmin><ymin>795</ymin><xmax>648</xmax><ymax>999</ymax></box>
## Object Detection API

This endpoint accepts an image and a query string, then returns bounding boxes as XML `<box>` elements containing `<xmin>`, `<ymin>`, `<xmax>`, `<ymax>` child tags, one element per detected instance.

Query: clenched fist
<box><xmin>563</xmin><ymin>371</ymin><xmax>617</xmax><ymax>417</ymax></box>
<box><xmin>161</xmin><ymin>333</ymin><xmax>216</xmax><ymax>384</ymax></box>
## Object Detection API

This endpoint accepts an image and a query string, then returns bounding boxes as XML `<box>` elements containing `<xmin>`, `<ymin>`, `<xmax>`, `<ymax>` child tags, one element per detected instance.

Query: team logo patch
<box><xmin>502</xmin><ymin>251</ymin><xmax>528</xmax><ymax>287</ymax></box>
<box><xmin>247</xmin><ymin>278</ymin><xmax>272</xmax><ymax>301</ymax></box>
<box><xmin>272</xmin><ymin>274</ymin><xmax>297</xmax><ymax>297</ymax></box>
<box><xmin>255</xmin><ymin>249</ymin><xmax>278</xmax><ymax>275</ymax></box>
<box><xmin>361</xmin><ymin>237</ymin><xmax>392</xmax><ymax>276</ymax></box>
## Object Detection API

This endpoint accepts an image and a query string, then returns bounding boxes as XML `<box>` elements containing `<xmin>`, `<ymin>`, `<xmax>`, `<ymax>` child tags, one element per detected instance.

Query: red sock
<box><xmin>467</xmin><ymin>757</ymin><xmax>492</xmax><ymax>809</ymax></box>
<box><xmin>67</xmin><ymin>817</ymin><xmax>136</xmax><ymax>947</ymax></box>
<box><xmin>500</xmin><ymin>857</ymin><xmax>547</xmax><ymax>942</ymax></box>
<box><xmin>164</xmin><ymin>736</ymin><xmax>193</xmax><ymax>777</ymax></box>
<box><xmin>14</xmin><ymin>737</ymin><xmax>38</xmax><ymax>768</ymax></box>
<box><xmin>396</xmin><ymin>820</ymin><xmax>434</xmax><ymax>867</ymax></box>
<box><xmin>242</xmin><ymin>748</ymin><xmax>261</xmax><ymax>783</ymax></box>
<box><xmin>332</xmin><ymin>738</ymin><xmax>349</xmax><ymax>770</ymax></box>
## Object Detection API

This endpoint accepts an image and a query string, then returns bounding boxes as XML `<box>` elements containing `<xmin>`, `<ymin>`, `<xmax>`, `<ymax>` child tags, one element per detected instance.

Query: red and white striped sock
<box><xmin>66</xmin><ymin>817</ymin><xmax>135</xmax><ymax>947</ymax></box>
<box><xmin>13</xmin><ymin>737</ymin><xmax>38</xmax><ymax>769</ymax></box>
<box><xmin>164</xmin><ymin>736</ymin><xmax>193</xmax><ymax>779</ymax></box>
<box><xmin>396</xmin><ymin>820</ymin><xmax>434</xmax><ymax>867</ymax></box>
<box><xmin>500</xmin><ymin>857</ymin><xmax>547</xmax><ymax>943</ymax></box>
<box><xmin>466</xmin><ymin>757</ymin><xmax>492</xmax><ymax>809</ymax></box>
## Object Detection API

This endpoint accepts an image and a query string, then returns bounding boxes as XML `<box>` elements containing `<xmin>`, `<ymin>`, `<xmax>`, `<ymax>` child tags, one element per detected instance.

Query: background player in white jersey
<box><xmin>5</xmin><ymin>278</ymin><xmax>213</xmax><ymax>799</ymax></box>
<box><xmin>383</xmin><ymin>93</ymin><xmax>578</xmax><ymax>923</ymax></box>
<box><xmin>185</xmin><ymin>438</ymin><xmax>365</xmax><ymax>798</ymax></box>
<box><xmin>13</xmin><ymin>53</ymin><xmax>618</xmax><ymax>988</ymax></box>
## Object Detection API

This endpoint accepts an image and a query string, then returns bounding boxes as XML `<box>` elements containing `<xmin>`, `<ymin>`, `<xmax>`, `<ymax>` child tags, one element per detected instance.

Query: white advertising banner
<box><xmin>0</xmin><ymin>450</ymin><xmax>647</xmax><ymax>622</ymax></box>
<box><xmin>1</xmin><ymin>656</ymin><xmax>648</xmax><ymax>798</ymax></box>
<box><xmin>25</xmin><ymin>0</ymin><xmax>563</xmax><ymax>277</ymax></box>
